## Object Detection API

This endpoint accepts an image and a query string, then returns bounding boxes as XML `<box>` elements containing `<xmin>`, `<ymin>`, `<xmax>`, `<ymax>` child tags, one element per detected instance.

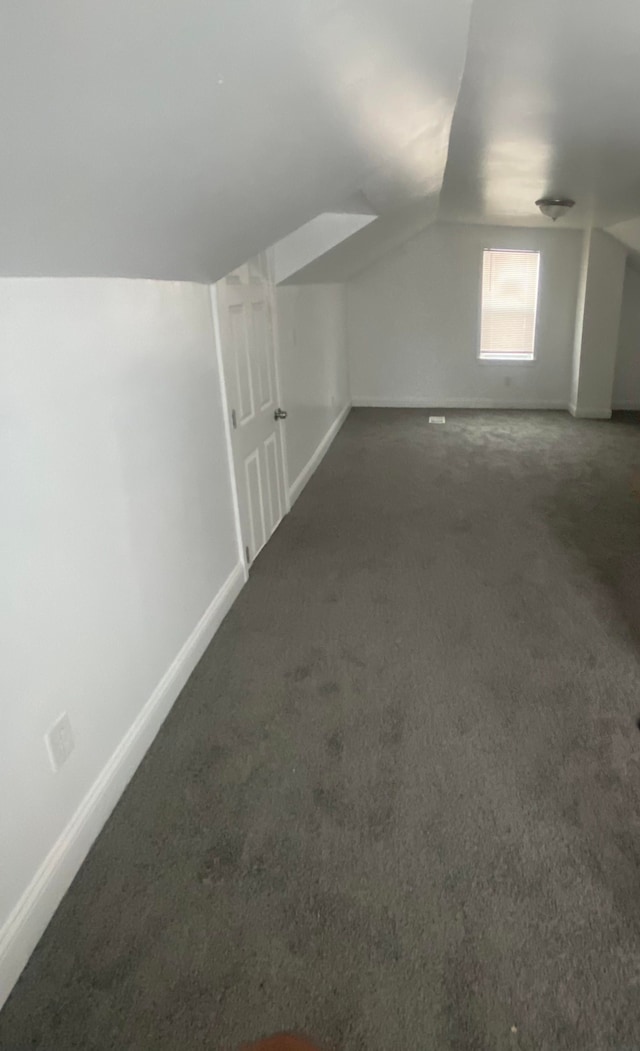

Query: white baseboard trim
<box><xmin>288</xmin><ymin>402</ymin><xmax>351</xmax><ymax>505</ymax></box>
<box><xmin>569</xmin><ymin>404</ymin><xmax>612</xmax><ymax>419</ymax></box>
<box><xmin>351</xmin><ymin>396</ymin><xmax>566</xmax><ymax>410</ymax></box>
<box><xmin>0</xmin><ymin>560</ymin><xmax>245</xmax><ymax>1011</ymax></box>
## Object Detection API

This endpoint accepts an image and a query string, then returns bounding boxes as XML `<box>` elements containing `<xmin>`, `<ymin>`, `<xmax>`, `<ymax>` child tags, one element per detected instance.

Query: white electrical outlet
<box><xmin>46</xmin><ymin>712</ymin><xmax>75</xmax><ymax>772</ymax></box>
<box><xmin>429</xmin><ymin>415</ymin><xmax>446</xmax><ymax>424</ymax></box>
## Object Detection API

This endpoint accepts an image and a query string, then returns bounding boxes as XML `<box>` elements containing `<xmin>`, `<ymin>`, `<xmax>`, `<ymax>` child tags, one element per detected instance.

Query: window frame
<box><xmin>477</xmin><ymin>247</ymin><xmax>541</xmax><ymax>365</ymax></box>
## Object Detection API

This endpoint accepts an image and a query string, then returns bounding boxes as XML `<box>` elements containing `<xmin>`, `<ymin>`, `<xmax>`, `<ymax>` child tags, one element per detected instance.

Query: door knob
<box><xmin>274</xmin><ymin>408</ymin><xmax>288</xmax><ymax>420</ymax></box>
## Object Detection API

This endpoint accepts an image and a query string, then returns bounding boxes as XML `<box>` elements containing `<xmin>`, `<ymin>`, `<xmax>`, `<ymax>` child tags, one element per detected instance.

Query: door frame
<box><xmin>264</xmin><ymin>250</ymin><xmax>291</xmax><ymax>515</ymax></box>
<box><xmin>209</xmin><ymin>283</ymin><xmax>248</xmax><ymax>581</ymax></box>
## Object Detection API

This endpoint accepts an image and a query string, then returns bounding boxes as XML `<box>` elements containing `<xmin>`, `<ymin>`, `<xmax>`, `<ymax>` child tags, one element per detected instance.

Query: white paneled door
<box><xmin>216</xmin><ymin>254</ymin><xmax>288</xmax><ymax>567</ymax></box>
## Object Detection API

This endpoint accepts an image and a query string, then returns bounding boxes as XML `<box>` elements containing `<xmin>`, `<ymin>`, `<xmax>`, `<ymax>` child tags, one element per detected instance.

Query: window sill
<box><xmin>478</xmin><ymin>354</ymin><xmax>535</xmax><ymax>365</ymax></box>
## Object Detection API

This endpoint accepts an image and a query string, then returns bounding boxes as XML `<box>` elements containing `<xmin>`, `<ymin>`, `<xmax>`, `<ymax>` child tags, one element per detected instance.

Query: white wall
<box><xmin>612</xmin><ymin>265</ymin><xmax>640</xmax><ymax>409</ymax></box>
<box><xmin>0</xmin><ymin>278</ymin><xmax>243</xmax><ymax>1005</ymax></box>
<box><xmin>570</xmin><ymin>228</ymin><xmax>592</xmax><ymax>412</ymax></box>
<box><xmin>570</xmin><ymin>229</ymin><xmax>626</xmax><ymax>418</ymax></box>
<box><xmin>276</xmin><ymin>283</ymin><xmax>350</xmax><ymax>500</ymax></box>
<box><xmin>347</xmin><ymin>222</ymin><xmax>582</xmax><ymax>408</ymax></box>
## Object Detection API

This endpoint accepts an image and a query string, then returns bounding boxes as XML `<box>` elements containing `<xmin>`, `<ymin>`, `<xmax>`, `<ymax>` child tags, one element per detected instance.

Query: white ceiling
<box><xmin>3</xmin><ymin>0</ymin><xmax>640</xmax><ymax>282</ymax></box>
<box><xmin>439</xmin><ymin>0</ymin><xmax>640</xmax><ymax>230</ymax></box>
<box><xmin>0</xmin><ymin>1</ymin><xmax>470</xmax><ymax>281</ymax></box>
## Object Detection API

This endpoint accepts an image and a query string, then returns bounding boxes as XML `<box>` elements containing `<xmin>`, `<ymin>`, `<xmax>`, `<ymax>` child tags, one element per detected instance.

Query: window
<box><xmin>479</xmin><ymin>249</ymin><xmax>540</xmax><ymax>361</ymax></box>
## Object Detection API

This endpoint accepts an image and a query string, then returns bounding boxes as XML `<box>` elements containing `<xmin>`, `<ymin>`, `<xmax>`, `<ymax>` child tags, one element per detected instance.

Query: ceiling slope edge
<box><xmin>0</xmin><ymin>0</ymin><xmax>474</xmax><ymax>282</ymax></box>
<box><xmin>277</xmin><ymin>0</ymin><xmax>476</xmax><ymax>286</ymax></box>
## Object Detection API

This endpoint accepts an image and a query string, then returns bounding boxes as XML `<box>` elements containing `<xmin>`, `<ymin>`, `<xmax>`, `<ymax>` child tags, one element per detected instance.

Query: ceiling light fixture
<box><xmin>535</xmin><ymin>197</ymin><xmax>575</xmax><ymax>221</ymax></box>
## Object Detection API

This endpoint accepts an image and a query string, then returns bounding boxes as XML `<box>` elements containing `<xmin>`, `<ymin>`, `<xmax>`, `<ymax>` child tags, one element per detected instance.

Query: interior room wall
<box><xmin>275</xmin><ymin>283</ymin><xmax>351</xmax><ymax>501</ymax></box>
<box><xmin>0</xmin><ymin>278</ymin><xmax>243</xmax><ymax>1006</ymax></box>
<box><xmin>570</xmin><ymin>229</ymin><xmax>626</xmax><ymax>418</ymax></box>
<box><xmin>612</xmin><ymin>265</ymin><xmax>640</xmax><ymax>410</ymax></box>
<box><xmin>346</xmin><ymin>222</ymin><xmax>583</xmax><ymax>409</ymax></box>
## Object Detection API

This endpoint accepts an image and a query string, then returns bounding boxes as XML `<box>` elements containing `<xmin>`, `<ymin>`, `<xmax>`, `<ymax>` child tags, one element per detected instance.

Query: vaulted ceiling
<box><xmin>2</xmin><ymin>0</ymin><xmax>640</xmax><ymax>282</ymax></box>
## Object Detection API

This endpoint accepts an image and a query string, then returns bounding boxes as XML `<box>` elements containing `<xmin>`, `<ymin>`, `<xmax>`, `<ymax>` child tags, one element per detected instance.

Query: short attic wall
<box><xmin>346</xmin><ymin>221</ymin><xmax>583</xmax><ymax>409</ymax></box>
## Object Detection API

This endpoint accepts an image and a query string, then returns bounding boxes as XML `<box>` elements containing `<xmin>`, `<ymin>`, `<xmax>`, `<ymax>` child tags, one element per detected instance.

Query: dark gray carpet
<box><xmin>3</xmin><ymin>408</ymin><xmax>640</xmax><ymax>1050</ymax></box>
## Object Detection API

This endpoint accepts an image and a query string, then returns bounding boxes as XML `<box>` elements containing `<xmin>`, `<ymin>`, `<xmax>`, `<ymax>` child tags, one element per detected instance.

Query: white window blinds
<box><xmin>479</xmin><ymin>249</ymin><xmax>540</xmax><ymax>360</ymax></box>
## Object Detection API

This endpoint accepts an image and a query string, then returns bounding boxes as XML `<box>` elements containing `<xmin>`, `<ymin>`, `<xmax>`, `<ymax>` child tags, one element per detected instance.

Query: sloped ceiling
<box><xmin>4</xmin><ymin>0</ymin><xmax>640</xmax><ymax>284</ymax></box>
<box><xmin>297</xmin><ymin>0</ymin><xmax>640</xmax><ymax>281</ymax></box>
<box><xmin>606</xmin><ymin>221</ymin><xmax>640</xmax><ymax>274</ymax></box>
<box><xmin>0</xmin><ymin>0</ymin><xmax>472</xmax><ymax>281</ymax></box>
<box><xmin>278</xmin><ymin>194</ymin><xmax>439</xmax><ymax>283</ymax></box>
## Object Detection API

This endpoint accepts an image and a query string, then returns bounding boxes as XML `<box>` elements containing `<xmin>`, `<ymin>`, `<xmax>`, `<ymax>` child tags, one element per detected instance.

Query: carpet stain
<box><xmin>318</xmin><ymin>681</ymin><xmax>340</xmax><ymax>697</ymax></box>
